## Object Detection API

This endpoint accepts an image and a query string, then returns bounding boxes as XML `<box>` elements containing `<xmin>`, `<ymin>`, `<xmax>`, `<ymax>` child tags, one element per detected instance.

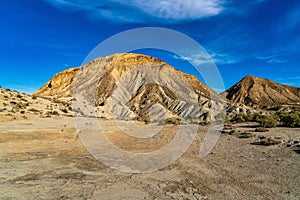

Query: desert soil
<box><xmin>0</xmin><ymin>116</ymin><xmax>300</xmax><ymax>200</ymax></box>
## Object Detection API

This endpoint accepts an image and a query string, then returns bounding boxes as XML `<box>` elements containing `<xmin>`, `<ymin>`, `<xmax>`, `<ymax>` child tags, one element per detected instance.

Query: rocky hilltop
<box><xmin>223</xmin><ymin>75</ymin><xmax>300</xmax><ymax>108</ymax></box>
<box><xmin>0</xmin><ymin>86</ymin><xmax>73</xmax><ymax>122</ymax></box>
<box><xmin>34</xmin><ymin>53</ymin><xmax>224</xmax><ymax>121</ymax></box>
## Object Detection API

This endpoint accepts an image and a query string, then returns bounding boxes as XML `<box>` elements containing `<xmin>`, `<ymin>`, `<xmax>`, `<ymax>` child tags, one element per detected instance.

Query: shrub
<box><xmin>53</xmin><ymin>99</ymin><xmax>69</xmax><ymax>106</ymax></box>
<box><xmin>16</xmin><ymin>94</ymin><xmax>22</xmax><ymax>98</ymax></box>
<box><xmin>252</xmin><ymin>113</ymin><xmax>264</xmax><ymax>122</ymax></box>
<box><xmin>257</xmin><ymin>137</ymin><xmax>282</xmax><ymax>146</ymax></box>
<box><xmin>60</xmin><ymin>108</ymin><xmax>68</xmax><ymax>113</ymax></box>
<box><xmin>144</xmin><ymin>118</ymin><xmax>151</xmax><ymax>124</ymax></box>
<box><xmin>238</xmin><ymin>132</ymin><xmax>254</xmax><ymax>138</ymax></box>
<box><xmin>46</xmin><ymin>111</ymin><xmax>60</xmax><ymax>116</ymax></box>
<box><xmin>28</xmin><ymin>108</ymin><xmax>40</xmax><ymax>113</ymax></box>
<box><xmin>258</xmin><ymin>115</ymin><xmax>278</xmax><ymax>128</ymax></box>
<box><xmin>280</xmin><ymin>112</ymin><xmax>300</xmax><ymax>128</ymax></box>
<box><xmin>231</xmin><ymin>114</ymin><xmax>246</xmax><ymax>123</ymax></box>
<box><xmin>255</xmin><ymin>127</ymin><xmax>269</xmax><ymax>132</ymax></box>
<box><xmin>15</xmin><ymin>102</ymin><xmax>28</xmax><ymax>109</ymax></box>
<box><xmin>32</xmin><ymin>96</ymin><xmax>37</xmax><ymax>100</ymax></box>
<box><xmin>165</xmin><ymin>117</ymin><xmax>181</xmax><ymax>125</ymax></box>
<box><xmin>52</xmin><ymin>111</ymin><xmax>59</xmax><ymax>115</ymax></box>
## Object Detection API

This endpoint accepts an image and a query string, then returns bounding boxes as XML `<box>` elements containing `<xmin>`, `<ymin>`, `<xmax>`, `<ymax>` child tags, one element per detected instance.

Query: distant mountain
<box><xmin>33</xmin><ymin>53</ymin><xmax>223</xmax><ymax>121</ymax></box>
<box><xmin>223</xmin><ymin>75</ymin><xmax>300</xmax><ymax>108</ymax></box>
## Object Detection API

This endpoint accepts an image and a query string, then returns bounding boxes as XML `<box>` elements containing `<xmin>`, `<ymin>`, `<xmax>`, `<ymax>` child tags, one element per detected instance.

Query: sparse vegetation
<box><xmin>253</xmin><ymin>137</ymin><xmax>283</xmax><ymax>146</ymax></box>
<box><xmin>238</xmin><ymin>132</ymin><xmax>254</xmax><ymax>138</ymax></box>
<box><xmin>144</xmin><ymin>118</ymin><xmax>151</xmax><ymax>124</ymax></box>
<box><xmin>60</xmin><ymin>108</ymin><xmax>68</xmax><ymax>113</ymax></box>
<box><xmin>257</xmin><ymin>115</ymin><xmax>278</xmax><ymax>128</ymax></box>
<box><xmin>231</xmin><ymin>114</ymin><xmax>246</xmax><ymax>123</ymax></box>
<box><xmin>255</xmin><ymin>127</ymin><xmax>269</xmax><ymax>132</ymax></box>
<box><xmin>53</xmin><ymin>99</ymin><xmax>69</xmax><ymax>106</ymax></box>
<box><xmin>230</xmin><ymin>112</ymin><xmax>300</xmax><ymax>128</ymax></box>
<box><xmin>277</xmin><ymin>112</ymin><xmax>300</xmax><ymax>128</ymax></box>
<box><xmin>46</xmin><ymin>111</ymin><xmax>60</xmax><ymax>116</ymax></box>
<box><xmin>28</xmin><ymin>108</ymin><xmax>41</xmax><ymax>113</ymax></box>
<box><xmin>165</xmin><ymin>117</ymin><xmax>181</xmax><ymax>125</ymax></box>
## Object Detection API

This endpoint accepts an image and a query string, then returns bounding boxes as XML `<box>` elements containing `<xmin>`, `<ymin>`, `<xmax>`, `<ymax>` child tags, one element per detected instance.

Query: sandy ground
<box><xmin>0</xmin><ymin>116</ymin><xmax>300</xmax><ymax>200</ymax></box>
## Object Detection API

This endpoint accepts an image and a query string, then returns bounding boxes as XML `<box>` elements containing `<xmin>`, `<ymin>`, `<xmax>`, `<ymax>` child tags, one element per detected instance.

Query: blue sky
<box><xmin>0</xmin><ymin>0</ymin><xmax>299</xmax><ymax>94</ymax></box>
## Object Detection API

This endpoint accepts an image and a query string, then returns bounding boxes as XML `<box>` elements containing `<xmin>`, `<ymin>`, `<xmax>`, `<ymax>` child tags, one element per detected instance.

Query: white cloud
<box><xmin>43</xmin><ymin>0</ymin><xmax>224</xmax><ymax>22</ymax></box>
<box><xmin>172</xmin><ymin>50</ymin><xmax>238</xmax><ymax>66</ymax></box>
<box><xmin>131</xmin><ymin>0</ymin><xmax>224</xmax><ymax>20</ymax></box>
<box><xmin>256</xmin><ymin>55</ymin><xmax>288</xmax><ymax>64</ymax></box>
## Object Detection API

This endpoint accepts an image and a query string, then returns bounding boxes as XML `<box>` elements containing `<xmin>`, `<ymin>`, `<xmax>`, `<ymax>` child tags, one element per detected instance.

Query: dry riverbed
<box><xmin>0</xmin><ymin>117</ymin><xmax>300</xmax><ymax>199</ymax></box>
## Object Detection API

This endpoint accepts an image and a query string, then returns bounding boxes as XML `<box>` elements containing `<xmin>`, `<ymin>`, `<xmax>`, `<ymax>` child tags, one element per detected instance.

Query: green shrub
<box><xmin>32</xmin><ymin>96</ymin><xmax>37</xmax><ymax>100</ymax></box>
<box><xmin>165</xmin><ymin>117</ymin><xmax>181</xmax><ymax>125</ymax></box>
<box><xmin>258</xmin><ymin>115</ymin><xmax>278</xmax><ymax>128</ymax></box>
<box><xmin>252</xmin><ymin>113</ymin><xmax>264</xmax><ymax>122</ymax></box>
<box><xmin>231</xmin><ymin>114</ymin><xmax>246</xmax><ymax>123</ymax></box>
<box><xmin>280</xmin><ymin>112</ymin><xmax>300</xmax><ymax>128</ymax></box>
<box><xmin>52</xmin><ymin>111</ymin><xmax>59</xmax><ymax>115</ymax></box>
<box><xmin>144</xmin><ymin>118</ymin><xmax>151</xmax><ymax>124</ymax></box>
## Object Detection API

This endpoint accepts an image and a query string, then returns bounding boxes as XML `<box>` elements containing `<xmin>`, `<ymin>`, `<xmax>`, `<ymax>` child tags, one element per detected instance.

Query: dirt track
<box><xmin>0</xmin><ymin>117</ymin><xmax>300</xmax><ymax>199</ymax></box>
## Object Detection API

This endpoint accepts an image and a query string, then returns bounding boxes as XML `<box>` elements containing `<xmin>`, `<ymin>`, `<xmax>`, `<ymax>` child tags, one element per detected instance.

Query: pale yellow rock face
<box><xmin>32</xmin><ymin>67</ymin><xmax>79</xmax><ymax>98</ymax></box>
<box><xmin>33</xmin><ymin>53</ymin><xmax>212</xmax><ymax>99</ymax></box>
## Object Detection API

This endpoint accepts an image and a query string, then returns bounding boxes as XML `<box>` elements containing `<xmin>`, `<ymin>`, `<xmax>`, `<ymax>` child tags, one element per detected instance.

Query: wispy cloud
<box><xmin>43</xmin><ymin>0</ymin><xmax>225</xmax><ymax>23</ymax></box>
<box><xmin>171</xmin><ymin>50</ymin><xmax>239</xmax><ymax>66</ymax></box>
<box><xmin>132</xmin><ymin>0</ymin><xmax>224</xmax><ymax>20</ymax></box>
<box><xmin>256</xmin><ymin>55</ymin><xmax>288</xmax><ymax>64</ymax></box>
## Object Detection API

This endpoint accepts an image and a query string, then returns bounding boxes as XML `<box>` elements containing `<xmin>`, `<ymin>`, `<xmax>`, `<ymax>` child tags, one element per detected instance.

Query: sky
<box><xmin>0</xmin><ymin>0</ymin><xmax>299</xmax><ymax>94</ymax></box>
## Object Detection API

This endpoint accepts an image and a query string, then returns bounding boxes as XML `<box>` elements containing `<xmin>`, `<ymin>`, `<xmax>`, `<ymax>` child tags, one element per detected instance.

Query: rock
<box><xmin>33</xmin><ymin>53</ymin><xmax>225</xmax><ymax>122</ymax></box>
<box><xmin>222</xmin><ymin>75</ymin><xmax>300</xmax><ymax>108</ymax></box>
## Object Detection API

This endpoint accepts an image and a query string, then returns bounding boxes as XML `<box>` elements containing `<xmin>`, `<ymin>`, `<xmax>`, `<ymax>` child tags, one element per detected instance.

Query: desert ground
<box><xmin>0</xmin><ymin>114</ymin><xmax>300</xmax><ymax>200</ymax></box>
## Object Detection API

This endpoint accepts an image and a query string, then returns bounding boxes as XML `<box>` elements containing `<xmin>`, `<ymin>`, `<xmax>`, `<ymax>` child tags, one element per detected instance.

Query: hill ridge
<box><xmin>223</xmin><ymin>75</ymin><xmax>300</xmax><ymax>108</ymax></box>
